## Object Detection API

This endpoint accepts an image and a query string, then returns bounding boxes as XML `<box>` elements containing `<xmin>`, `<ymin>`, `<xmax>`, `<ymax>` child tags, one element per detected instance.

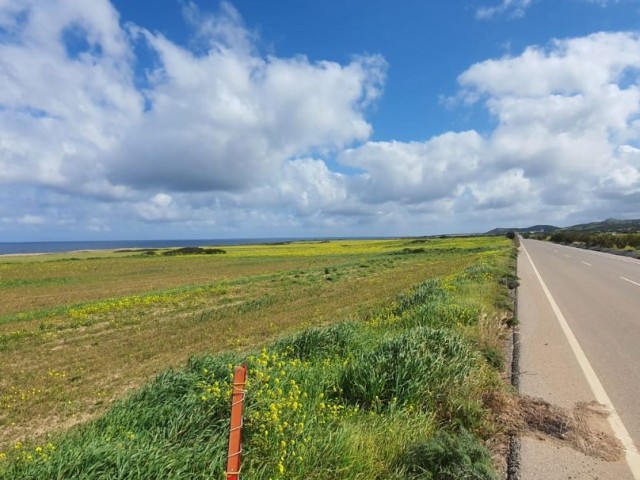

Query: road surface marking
<box><xmin>581</xmin><ymin>261</ymin><xmax>593</xmax><ymax>267</ymax></box>
<box><xmin>543</xmin><ymin>241</ymin><xmax>640</xmax><ymax>266</ymax></box>
<box><xmin>621</xmin><ymin>277</ymin><xmax>640</xmax><ymax>288</ymax></box>
<box><xmin>575</xmin><ymin>248</ymin><xmax>640</xmax><ymax>266</ymax></box>
<box><xmin>522</xmin><ymin>243</ymin><xmax>640</xmax><ymax>479</ymax></box>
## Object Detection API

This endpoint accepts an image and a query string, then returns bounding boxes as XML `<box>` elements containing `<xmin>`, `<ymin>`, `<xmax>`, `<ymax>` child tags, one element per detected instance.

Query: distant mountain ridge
<box><xmin>486</xmin><ymin>218</ymin><xmax>640</xmax><ymax>235</ymax></box>
<box><xmin>486</xmin><ymin>225</ymin><xmax>559</xmax><ymax>235</ymax></box>
<box><xmin>563</xmin><ymin>218</ymin><xmax>640</xmax><ymax>233</ymax></box>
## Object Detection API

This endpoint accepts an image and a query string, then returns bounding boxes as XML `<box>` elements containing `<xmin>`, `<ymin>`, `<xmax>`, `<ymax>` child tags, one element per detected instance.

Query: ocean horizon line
<box><xmin>0</xmin><ymin>236</ymin><xmax>396</xmax><ymax>256</ymax></box>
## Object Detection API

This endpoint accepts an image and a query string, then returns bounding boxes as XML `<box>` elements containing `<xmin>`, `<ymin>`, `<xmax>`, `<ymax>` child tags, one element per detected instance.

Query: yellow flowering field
<box><xmin>0</xmin><ymin>236</ymin><xmax>512</xmax><ymax>471</ymax></box>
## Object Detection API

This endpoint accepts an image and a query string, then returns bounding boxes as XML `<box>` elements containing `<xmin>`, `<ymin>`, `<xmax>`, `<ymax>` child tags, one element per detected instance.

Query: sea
<box><xmin>0</xmin><ymin>238</ymin><xmax>323</xmax><ymax>256</ymax></box>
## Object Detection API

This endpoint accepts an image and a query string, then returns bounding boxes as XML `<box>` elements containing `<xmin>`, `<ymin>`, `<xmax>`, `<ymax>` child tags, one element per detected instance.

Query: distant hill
<box><xmin>563</xmin><ymin>218</ymin><xmax>640</xmax><ymax>233</ymax></box>
<box><xmin>487</xmin><ymin>218</ymin><xmax>640</xmax><ymax>236</ymax></box>
<box><xmin>486</xmin><ymin>225</ymin><xmax>560</xmax><ymax>235</ymax></box>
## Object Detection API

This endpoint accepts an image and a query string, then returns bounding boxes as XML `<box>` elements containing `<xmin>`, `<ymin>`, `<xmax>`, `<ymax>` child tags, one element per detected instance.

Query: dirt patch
<box><xmin>493</xmin><ymin>393</ymin><xmax>624</xmax><ymax>462</ymax></box>
<box><xmin>520</xmin><ymin>396</ymin><xmax>571</xmax><ymax>440</ymax></box>
<box><xmin>572</xmin><ymin>401</ymin><xmax>623</xmax><ymax>462</ymax></box>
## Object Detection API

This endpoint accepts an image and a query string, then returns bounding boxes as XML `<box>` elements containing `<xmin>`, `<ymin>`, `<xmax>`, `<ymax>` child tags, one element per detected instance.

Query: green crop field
<box><xmin>0</xmin><ymin>236</ymin><xmax>516</xmax><ymax>478</ymax></box>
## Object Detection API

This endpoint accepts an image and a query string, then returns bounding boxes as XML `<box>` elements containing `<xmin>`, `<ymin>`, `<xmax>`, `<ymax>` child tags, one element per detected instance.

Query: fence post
<box><xmin>226</xmin><ymin>364</ymin><xmax>247</xmax><ymax>480</ymax></box>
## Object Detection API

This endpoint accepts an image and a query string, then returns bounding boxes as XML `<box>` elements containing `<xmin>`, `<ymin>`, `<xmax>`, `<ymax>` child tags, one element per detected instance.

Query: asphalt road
<box><xmin>518</xmin><ymin>238</ymin><xmax>640</xmax><ymax>479</ymax></box>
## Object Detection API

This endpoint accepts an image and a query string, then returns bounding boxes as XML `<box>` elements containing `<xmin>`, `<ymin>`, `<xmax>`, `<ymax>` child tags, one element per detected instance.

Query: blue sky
<box><xmin>1</xmin><ymin>0</ymin><xmax>640</xmax><ymax>241</ymax></box>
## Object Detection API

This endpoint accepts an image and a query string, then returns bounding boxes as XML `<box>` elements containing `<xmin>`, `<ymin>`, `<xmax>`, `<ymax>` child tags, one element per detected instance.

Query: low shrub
<box><xmin>162</xmin><ymin>247</ymin><xmax>226</xmax><ymax>256</ymax></box>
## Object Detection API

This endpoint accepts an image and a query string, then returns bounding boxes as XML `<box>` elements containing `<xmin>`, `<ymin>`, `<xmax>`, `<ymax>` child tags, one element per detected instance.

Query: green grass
<box><xmin>0</xmin><ymin>239</ymin><xmax>501</xmax><ymax>446</ymax></box>
<box><xmin>0</xmin><ymin>238</ymin><xmax>514</xmax><ymax>479</ymax></box>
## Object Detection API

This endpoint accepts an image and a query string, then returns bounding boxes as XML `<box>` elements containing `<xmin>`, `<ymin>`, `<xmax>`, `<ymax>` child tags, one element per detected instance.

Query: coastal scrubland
<box><xmin>0</xmin><ymin>236</ymin><xmax>515</xmax><ymax>478</ymax></box>
<box><xmin>542</xmin><ymin>230</ymin><xmax>640</xmax><ymax>256</ymax></box>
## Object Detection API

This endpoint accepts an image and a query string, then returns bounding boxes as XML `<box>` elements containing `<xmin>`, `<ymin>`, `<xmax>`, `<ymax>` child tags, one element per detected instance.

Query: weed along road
<box><xmin>517</xmin><ymin>238</ymin><xmax>640</xmax><ymax>479</ymax></box>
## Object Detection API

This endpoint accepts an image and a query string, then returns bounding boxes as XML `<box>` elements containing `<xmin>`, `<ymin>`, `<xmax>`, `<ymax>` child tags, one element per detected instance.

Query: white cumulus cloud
<box><xmin>340</xmin><ymin>32</ymin><xmax>640</xmax><ymax>227</ymax></box>
<box><xmin>476</xmin><ymin>0</ymin><xmax>534</xmax><ymax>20</ymax></box>
<box><xmin>340</xmin><ymin>131</ymin><xmax>485</xmax><ymax>205</ymax></box>
<box><xmin>0</xmin><ymin>0</ymin><xmax>140</xmax><ymax>192</ymax></box>
<box><xmin>1</xmin><ymin>1</ymin><xmax>640</xmax><ymax>238</ymax></box>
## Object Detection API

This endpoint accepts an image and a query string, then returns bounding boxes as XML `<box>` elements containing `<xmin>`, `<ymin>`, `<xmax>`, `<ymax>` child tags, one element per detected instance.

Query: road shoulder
<box><xmin>515</xmin><ymin>243</ymin><xmax>634</xmax><ymax>480</ymax></box>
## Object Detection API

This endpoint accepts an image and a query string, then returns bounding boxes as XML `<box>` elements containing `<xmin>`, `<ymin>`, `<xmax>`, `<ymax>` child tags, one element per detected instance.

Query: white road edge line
<box><xmin>549</xmin><ymin>242</ymin><xmax>640</xmax><ymax>265</ymax></box>
<box><xmin>573</xmin><ymin>247</ymin><xmax>640</xmax><ymax>266</ymax></box>
<box><xmin>621</xmin><ymin>277</ymin><xmax>640</xmax><ymax>288</ymax></box>
<box><xmin>522</xmin><ymin>242</ymin><xmax>640</xmax><ymax>479</ymax></box>
<box><xmin>581</xmin><ymin>261</ymin><xmax>593</xmax><ymax>267</ymax></box>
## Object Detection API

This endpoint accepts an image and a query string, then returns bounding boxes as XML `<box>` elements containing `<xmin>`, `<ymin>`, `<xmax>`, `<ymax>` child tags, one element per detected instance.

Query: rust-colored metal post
<box><xmin>226</xmin><ymin>364</ymin><xmax>247</xmax><ymax>480</ymax></box>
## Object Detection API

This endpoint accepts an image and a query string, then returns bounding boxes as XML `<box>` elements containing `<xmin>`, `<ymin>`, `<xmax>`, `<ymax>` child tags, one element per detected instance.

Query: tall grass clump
<box><xmin>393</xmin><ymin>278</ymin><xmax>450</xmax><ymax>315</ymax></box>
<box><xmin>394</xmin><ymin>430</ymin><xmax>497</xmax><ymax>479</ymax></box>
<box><xmin>273</xmin><ymin>321</ymin><xmax>364</xmax><ymax>361</ymax></box>
<box><xmin>401</xmin><ymin>301</ymin><xmax>480</xmax><ymax>329</ymax></box>
<box><xmin>0</xmin><ymin>241</ymin><xmax>514</xmax><ymax>479</ymax></box>
<box><xmin>338</xmin><ymin>327</ymin><xmax>490</xmax><ymax>430</ymax></box>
